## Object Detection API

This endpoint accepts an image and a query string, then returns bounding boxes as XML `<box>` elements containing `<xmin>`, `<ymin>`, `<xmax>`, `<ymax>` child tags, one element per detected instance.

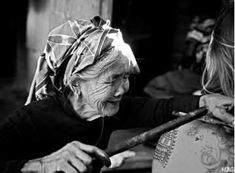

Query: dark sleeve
<box><xmin>0</xmin><ymin>108</ymin><xmax>36</xmax><ymax>173</ymax></box>
<box><xmin>115</xmin><ymin>95</ymin><xmax>200</xmax><ymax>128</ymax></box>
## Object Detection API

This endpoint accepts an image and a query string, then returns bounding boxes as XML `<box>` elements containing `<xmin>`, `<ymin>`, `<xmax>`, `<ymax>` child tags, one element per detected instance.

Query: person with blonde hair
<box><xmin>202</xmin><ymin>6</ymin><xmax>234</xmax><ymax>98</ymax></box>
<box><xmin>152</xmin><ymin>4</ymin><xmax>234</xmax><ymax>173</ymax></box>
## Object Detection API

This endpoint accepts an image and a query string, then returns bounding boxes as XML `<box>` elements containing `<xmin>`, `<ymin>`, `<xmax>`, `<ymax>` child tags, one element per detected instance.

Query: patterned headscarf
<box><xmin>25</xmin><ymin>16</ymin><xmax>139</xmax><ymax>105</ymax></box>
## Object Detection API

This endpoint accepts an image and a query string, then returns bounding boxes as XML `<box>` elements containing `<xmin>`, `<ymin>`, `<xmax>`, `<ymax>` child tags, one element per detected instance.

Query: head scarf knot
<box><xmin>25</xmin><ymin>16</ymin><xmax>125</xmax><ymax>104</ymax></box>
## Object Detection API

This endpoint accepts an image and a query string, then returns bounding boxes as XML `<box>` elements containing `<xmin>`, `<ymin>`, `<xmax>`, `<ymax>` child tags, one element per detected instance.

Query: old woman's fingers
<box><xmin>66</xmin><ymin>155</ymin><xmax>88</xmax><ymax>173</ymax></box>
<box><xmin>109</xmin><ymin>150</ymin><xmax>136</xmax><ymax>169</ymax></box>
<box><xmin>68</xmin><ymin>142</ymin><xmax>93</xmax><ymax>165</ymax></box>
<box><xmin>52</xmin><ymin>158</ymin><xmax>78</xmax><ymax>173</ymax></box>
<box><xmin>72</xmin><ymin>141</ymin><xmax>111</xmax><ymax>167</ymax></box>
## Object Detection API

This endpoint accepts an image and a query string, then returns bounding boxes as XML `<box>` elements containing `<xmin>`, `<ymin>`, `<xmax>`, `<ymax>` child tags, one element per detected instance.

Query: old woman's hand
<box><xmin>199</xmin><ymin>94</ymin><xmax>234</xmax><ymax>128</ymax></box>
<box><xmin>21</xmin><ymin>141</ymin><xmax>111</xmax><ymax>173</ymax></box>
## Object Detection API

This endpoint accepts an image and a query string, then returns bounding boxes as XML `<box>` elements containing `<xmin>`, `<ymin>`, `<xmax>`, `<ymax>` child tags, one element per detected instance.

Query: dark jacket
<box><xmin>0</xmin><ymin>94</ymin><xmax>199</xmax><ymax>172</ymax></box>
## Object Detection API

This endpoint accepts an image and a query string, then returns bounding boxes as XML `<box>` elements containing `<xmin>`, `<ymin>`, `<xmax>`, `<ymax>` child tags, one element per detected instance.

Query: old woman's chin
<box><xmin>102</xmin><ymin>101</ymin><xmax>120</xmax><ymax>117</ymax></box>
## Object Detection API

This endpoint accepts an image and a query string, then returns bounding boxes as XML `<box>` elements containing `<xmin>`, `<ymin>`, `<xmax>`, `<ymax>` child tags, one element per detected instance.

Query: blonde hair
<box><xmin>201</xmin><ymin>5</ymin><xmax>234</xmax><ymax>97</ymax></box>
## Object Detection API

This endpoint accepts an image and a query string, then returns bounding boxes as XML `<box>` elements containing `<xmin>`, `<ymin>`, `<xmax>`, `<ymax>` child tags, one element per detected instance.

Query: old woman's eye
<box><xmin>108</xmin><ymin>79</ymin><xmax>117</xmax><ymax>84</ymax></box>
<box><xmin>124</xmin><ymin>74</ymin><xmax>129</xmax><ymax>79</ymax></box>
<box><xmin>123</xmin><ymin>73</ymin><xmax>130</xmax><ymax>81</ymax></box>
<box><xmin>104</xmin><ymin>78</ymin><xmax>118</xmax><ymax>85</ymax></box>
<box><xmin>103</xmin><ymin>73</ymin><xmax>129</xmax><ymax>85</ymax></box>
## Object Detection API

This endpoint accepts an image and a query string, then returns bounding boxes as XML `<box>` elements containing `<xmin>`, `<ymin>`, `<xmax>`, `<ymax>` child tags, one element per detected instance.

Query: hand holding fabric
<box><xmin>21</xmin><ymin>141</ymin><xmax>111</xmax><ymax>173</ymax></box>
<box><xmin>199</xmin><ymin>94</ymin><xmax>234</xmax><ymax>128</ymax></box>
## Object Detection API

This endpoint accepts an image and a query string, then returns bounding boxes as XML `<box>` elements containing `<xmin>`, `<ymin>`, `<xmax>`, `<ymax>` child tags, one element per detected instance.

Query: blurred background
<box><xmin>0</xmin><ymin>0</ymin><xmax>231</xmax><ymax>172</ymax></box>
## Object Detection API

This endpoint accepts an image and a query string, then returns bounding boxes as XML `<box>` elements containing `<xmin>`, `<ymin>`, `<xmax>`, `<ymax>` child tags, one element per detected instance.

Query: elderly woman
<box><xmin>0</xmin><ymin>16</ymin><xmax>233</xmax><ymax>173</ymax></box>
<box><xmin>152</xmin><ymin>4</ymin><xmax>234</xmax><ymax>173</ymax></box>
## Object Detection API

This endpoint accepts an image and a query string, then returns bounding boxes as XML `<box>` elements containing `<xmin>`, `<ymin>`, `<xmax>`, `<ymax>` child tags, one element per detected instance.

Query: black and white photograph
<box><xmin>0</xmin><ymin>0</ymin><xmax>234</xmax><ymax>173</ymax></box>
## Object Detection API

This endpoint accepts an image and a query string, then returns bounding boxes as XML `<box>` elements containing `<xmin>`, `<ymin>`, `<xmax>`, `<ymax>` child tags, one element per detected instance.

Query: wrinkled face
<box><xmin>79</xmin><ymin>53</ymin><xmax>131</xmax><ymax>117</ymax></box>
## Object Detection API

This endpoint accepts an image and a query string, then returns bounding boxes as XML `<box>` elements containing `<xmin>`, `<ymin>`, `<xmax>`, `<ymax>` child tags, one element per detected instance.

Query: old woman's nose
<box><xmin>114</xmin><ymin>79</ymin><xmax>129</xmax><ymax>98</ymax></box>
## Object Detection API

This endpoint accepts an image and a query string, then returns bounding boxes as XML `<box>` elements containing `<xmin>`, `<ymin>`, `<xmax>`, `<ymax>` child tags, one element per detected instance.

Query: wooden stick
<box><xmin>106</xmin><ymin>107</ymin><xmax>208</xmax><ymax>157</ymax></box>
